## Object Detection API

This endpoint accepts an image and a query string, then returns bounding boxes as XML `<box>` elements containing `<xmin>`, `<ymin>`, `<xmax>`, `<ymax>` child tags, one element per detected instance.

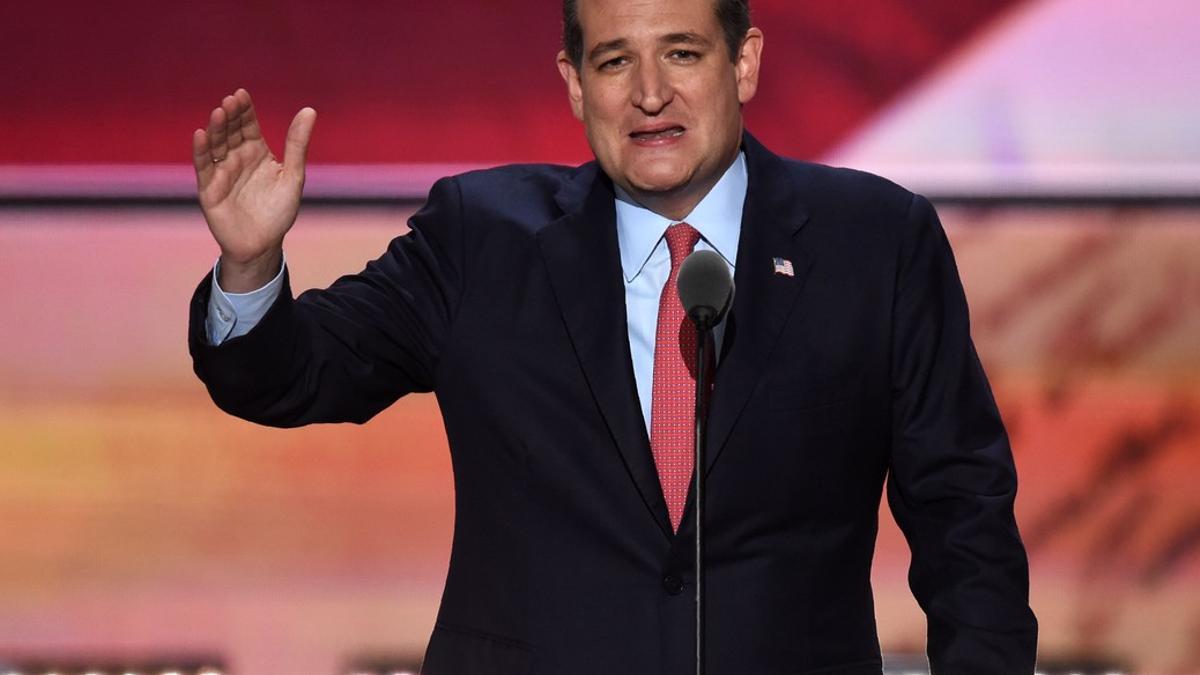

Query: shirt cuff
<box><xmin>205</xmin><ymin>253</ymin><xmax>287</xmax><ymax>346</ymax></box>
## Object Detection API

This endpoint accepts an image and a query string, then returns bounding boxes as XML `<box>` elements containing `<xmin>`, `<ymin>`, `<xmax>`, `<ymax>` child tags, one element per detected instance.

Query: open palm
<box><xmin>192</xmin><ymin>88</ymin><xmax>316</xmax><ymax>270</ymax></box>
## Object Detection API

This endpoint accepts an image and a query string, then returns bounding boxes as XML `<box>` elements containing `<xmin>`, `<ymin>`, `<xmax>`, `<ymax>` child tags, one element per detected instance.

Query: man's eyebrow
<box><xmin>588</xmin><ymin>38</ymin><xmax>628</xmax><ymax>62</ymax></box>
<box><xmin>660</xmin><ymin>32</ymin><xmax>710</xmax><ymax>47</ymax></box>
<box><xmin>587</xmin><ymin>32</ymin><xmax>712</xmax><ymax>62</ymax></box>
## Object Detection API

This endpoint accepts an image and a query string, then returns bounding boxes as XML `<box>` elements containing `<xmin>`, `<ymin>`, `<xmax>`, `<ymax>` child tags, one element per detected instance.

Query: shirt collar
<box><xmin>615</xmin><ymin>151</ymin><xmax>747</xmax><ymax>283</ymax></box>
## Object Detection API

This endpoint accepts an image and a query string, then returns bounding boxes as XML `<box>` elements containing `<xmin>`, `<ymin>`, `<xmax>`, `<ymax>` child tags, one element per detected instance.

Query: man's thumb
<box><xmin>283</xmin><ymin>107</ymin><xmax>317</xmax><ymax>178</ymax></box>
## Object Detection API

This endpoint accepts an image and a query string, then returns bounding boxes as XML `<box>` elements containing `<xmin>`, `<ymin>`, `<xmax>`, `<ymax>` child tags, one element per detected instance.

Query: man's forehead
<box><xmin>578</xmin><ymin>0</ymin><xmax>719</xmax><ymax>43</ymax></box>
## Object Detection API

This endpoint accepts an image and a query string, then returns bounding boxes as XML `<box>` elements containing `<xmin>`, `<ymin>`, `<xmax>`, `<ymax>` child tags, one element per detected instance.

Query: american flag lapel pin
<box><xmin>772</xmin><ymin>257</ymin><xmax>795</xmax><ymax>277</ymax></box>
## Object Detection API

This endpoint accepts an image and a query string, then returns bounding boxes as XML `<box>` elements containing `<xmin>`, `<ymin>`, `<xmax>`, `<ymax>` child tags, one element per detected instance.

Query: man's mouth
<box><xmin>630</xmin><ymin>125</ymin><xmax>685</xmax><ymax>141</ymax></box>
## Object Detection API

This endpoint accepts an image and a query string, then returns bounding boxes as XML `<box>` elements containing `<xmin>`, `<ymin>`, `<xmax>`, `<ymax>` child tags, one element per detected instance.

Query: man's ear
<box><xmin>557</xmin><ymin>50</ymin><xmax>585</xmax><ymax>121</ymax></box>
<box><xmin>735</xmin><ymin>28</ymin><xmax>764</xmax><ymax>105</ymax></box>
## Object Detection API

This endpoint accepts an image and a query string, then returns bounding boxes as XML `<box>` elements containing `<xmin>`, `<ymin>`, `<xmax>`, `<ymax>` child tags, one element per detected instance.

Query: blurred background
<box><xmin>1</xmin><ymin>1</ymin><xmax>1197</xmax><ymax>674</ymax></box>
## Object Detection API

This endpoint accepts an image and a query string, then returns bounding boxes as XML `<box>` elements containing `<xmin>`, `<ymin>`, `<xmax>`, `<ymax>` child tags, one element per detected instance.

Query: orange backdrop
<box><xmin>1</xmin><ymin>203</ymin><xmax>1197</xmax><ymax>673</ymax></box>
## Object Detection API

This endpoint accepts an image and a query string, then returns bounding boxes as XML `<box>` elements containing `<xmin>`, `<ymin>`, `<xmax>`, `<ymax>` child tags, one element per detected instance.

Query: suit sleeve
<box><xmin>187</xmin><ymin>176</ymin><xmax>466</xmax><ymax>427</ymax></box>
<box><xmin>886</xmin><ymin>194</ymin><xmax>1038</xmax><ymax>674</ymax></box>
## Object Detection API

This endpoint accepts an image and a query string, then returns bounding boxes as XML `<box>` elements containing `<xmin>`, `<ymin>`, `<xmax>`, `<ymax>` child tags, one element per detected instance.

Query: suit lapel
<box><xmin>705</xmin><ymin>133</ymin><xmax>813</xmax><ymax>477</ymax></box>
<box><xmin>537</xmin><ymin>165</ymin><xmax>674</xmax><ymax>539</ymax></box>
<box><xmin>536</xmin><ymin>135</ymin><xmax>814</xmax><ymax>537</ymax></box>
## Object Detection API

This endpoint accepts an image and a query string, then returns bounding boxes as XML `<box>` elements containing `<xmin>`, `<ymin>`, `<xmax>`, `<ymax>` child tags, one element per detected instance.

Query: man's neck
<box><xmin>625</xmin><ymin>182</ymin><xmax>718</xmax><ymax>222</ymax></box>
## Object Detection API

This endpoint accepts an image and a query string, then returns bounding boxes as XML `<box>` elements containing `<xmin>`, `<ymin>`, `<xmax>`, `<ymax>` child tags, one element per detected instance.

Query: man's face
<box><xmin>558</xmin><ymin>0</ymin><xmax>762</xmax><ymax>212</ymax></box>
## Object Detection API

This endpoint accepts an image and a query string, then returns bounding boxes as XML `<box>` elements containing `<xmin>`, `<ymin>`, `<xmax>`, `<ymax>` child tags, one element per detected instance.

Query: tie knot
<box><xmin>664</xmin><ymin>221</ymin><xmax>701</xmax><ymax>267</ymax></box>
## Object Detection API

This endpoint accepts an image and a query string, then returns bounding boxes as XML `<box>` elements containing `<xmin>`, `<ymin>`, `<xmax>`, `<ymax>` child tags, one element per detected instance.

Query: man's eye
<box><xmin>670</xmin><ymin>50</ymin><xmax>699</xmax><ymax>61</ymax></box>
<box><xmin>600</xmin><ymin>56</ymin><xmax>628</xmax><ymax>70</ymax></box>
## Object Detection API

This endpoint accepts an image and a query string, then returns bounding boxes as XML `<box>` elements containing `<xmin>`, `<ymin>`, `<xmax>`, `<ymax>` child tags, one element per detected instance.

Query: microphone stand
<box><xmin>692</xmin><ymin>313</ymin><xmax>715</xmax><ymax>675</ymax></box>
<box><xmin>678</xmin><ymin>248</ymin><xmax>732</xmax><ymax>675</ymax></box>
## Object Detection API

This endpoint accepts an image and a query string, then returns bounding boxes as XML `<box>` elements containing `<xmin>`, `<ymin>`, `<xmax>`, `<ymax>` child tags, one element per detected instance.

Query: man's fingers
<box><xmin>192</xmin><ymin>128</ymin><xmax>216</xmax><ymax>184</ymax></box>
<box><xmin>207</xmin><ymin>106</ymin><xmax>229</xmax><ymax>161</ymax></box>
<box><xmin>223</xmin><ymin>93</ymin><xmax>246</xmax><ymax>150</ymax></box>
<box><xmin>282</xmin><ymin>107</ymin><xmax>317</xmax><ymax>179</ymax></box>
<box><xmin>235</xmin><ymin>88</ymin><xmax>264</xmax><ymax>141</ymax></box>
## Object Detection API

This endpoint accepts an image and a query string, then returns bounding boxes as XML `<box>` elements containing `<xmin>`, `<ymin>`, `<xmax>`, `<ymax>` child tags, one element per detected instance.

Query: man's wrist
<box><xmin>217</xmin><ymin>248</ymin><xmax>283</xmax><ymax>293</ymax></box>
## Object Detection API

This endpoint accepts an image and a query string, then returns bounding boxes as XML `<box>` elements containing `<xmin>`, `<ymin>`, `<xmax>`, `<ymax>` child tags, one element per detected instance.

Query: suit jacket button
<box><xmin>663</xmin><ymin>574</ymin><xmax>684</xmax><ymax>595</ymax></box>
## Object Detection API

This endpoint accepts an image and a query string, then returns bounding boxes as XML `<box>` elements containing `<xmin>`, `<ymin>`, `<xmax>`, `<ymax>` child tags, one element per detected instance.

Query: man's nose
<box><xmin>630</xmin><ymin>61</ymin><xmax>673</xmax><ymax>114</ymax></box>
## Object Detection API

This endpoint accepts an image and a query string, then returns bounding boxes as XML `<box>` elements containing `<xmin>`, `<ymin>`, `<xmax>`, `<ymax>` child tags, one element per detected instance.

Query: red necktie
<box><xmin>651</xmin><ymin>222</ymin><xmax>702</xmax><ymax>532</ymax></box>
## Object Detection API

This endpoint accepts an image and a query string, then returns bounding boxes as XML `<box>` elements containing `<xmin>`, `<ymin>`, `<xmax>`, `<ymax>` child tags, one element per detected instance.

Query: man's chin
<box><xmin>625</xmin><ymin>169</ymin><xmax>693</xmax><ymax>196</ymax></box>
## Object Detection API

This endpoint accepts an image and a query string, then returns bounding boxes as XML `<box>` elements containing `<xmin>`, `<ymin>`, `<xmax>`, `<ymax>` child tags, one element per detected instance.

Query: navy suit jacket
<box><xmin>189</xmin><ymin>133</ymin><xmax>1037</xmax><ymax>674</ymax></box>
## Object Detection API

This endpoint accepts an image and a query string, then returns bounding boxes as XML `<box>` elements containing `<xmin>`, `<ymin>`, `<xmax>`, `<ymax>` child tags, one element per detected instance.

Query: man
<box><xmin>189</xmin><ymin>0</ymin><xmax>1038</xmax><ymax>673</ymax></box>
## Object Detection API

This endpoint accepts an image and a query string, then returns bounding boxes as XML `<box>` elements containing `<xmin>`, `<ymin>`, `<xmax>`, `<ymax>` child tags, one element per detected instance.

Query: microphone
<box><xmin>678</xmin><ymin>249</ymin><xmax>734</xmax><ymax>329</ymax></box>
<box><xmin>675</xmin><ymin>248</ymin><xmax>732</xmax><ymax>675</ymax></box>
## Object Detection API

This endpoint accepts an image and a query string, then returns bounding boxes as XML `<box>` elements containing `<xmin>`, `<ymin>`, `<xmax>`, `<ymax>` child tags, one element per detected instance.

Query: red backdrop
<box><xmin>1</xmin><ymin>1</ymin><xmax>1019</xmax><ymax>164</ymax></box>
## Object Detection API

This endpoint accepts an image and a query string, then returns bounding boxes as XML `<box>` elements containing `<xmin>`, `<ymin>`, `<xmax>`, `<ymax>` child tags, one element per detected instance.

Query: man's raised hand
<box><xmin>192</xmin><ymin>89</ymin><xmax>316</xmax><ymax>292</ymax></box>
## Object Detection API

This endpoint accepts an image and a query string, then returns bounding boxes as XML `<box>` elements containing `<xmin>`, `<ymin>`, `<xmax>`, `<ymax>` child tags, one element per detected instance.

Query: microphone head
<box><xmin>678</xmin><ymin>249</ymin><xmax>735</xmax><ymax>329</ymax></box>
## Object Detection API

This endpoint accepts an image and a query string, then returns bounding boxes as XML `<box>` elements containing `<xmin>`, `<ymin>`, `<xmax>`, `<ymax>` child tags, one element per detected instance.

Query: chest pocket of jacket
<box><xmin>768</xmin><ymin>388</ymin><xmax>859</xmax><ymax>439</ymax></box>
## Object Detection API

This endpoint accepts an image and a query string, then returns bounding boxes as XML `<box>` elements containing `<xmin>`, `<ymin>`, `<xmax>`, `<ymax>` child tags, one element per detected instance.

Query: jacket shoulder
<box><xmin>449</xmin><ymin>163</ymin><xmax>582</xmax><ymax>215</ymax></box>
<box><xmin>778</xmin><ymin>158</ymin><xmax>917</xmax><ymax>220</ymax></box>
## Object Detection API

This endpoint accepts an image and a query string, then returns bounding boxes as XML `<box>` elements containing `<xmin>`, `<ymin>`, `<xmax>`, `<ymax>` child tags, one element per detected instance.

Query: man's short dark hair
<box><xmin>563</xmin><ymin>0</ymin><xmax>751</xmax><ymax>69</ymax></box>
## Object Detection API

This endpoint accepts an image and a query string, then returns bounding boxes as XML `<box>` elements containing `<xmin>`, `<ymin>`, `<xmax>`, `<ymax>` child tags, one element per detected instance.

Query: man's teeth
<box><xmin>634</xmin><ymin>128</ymin><xmax>684</xmax><ymax>139</ymax></box>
